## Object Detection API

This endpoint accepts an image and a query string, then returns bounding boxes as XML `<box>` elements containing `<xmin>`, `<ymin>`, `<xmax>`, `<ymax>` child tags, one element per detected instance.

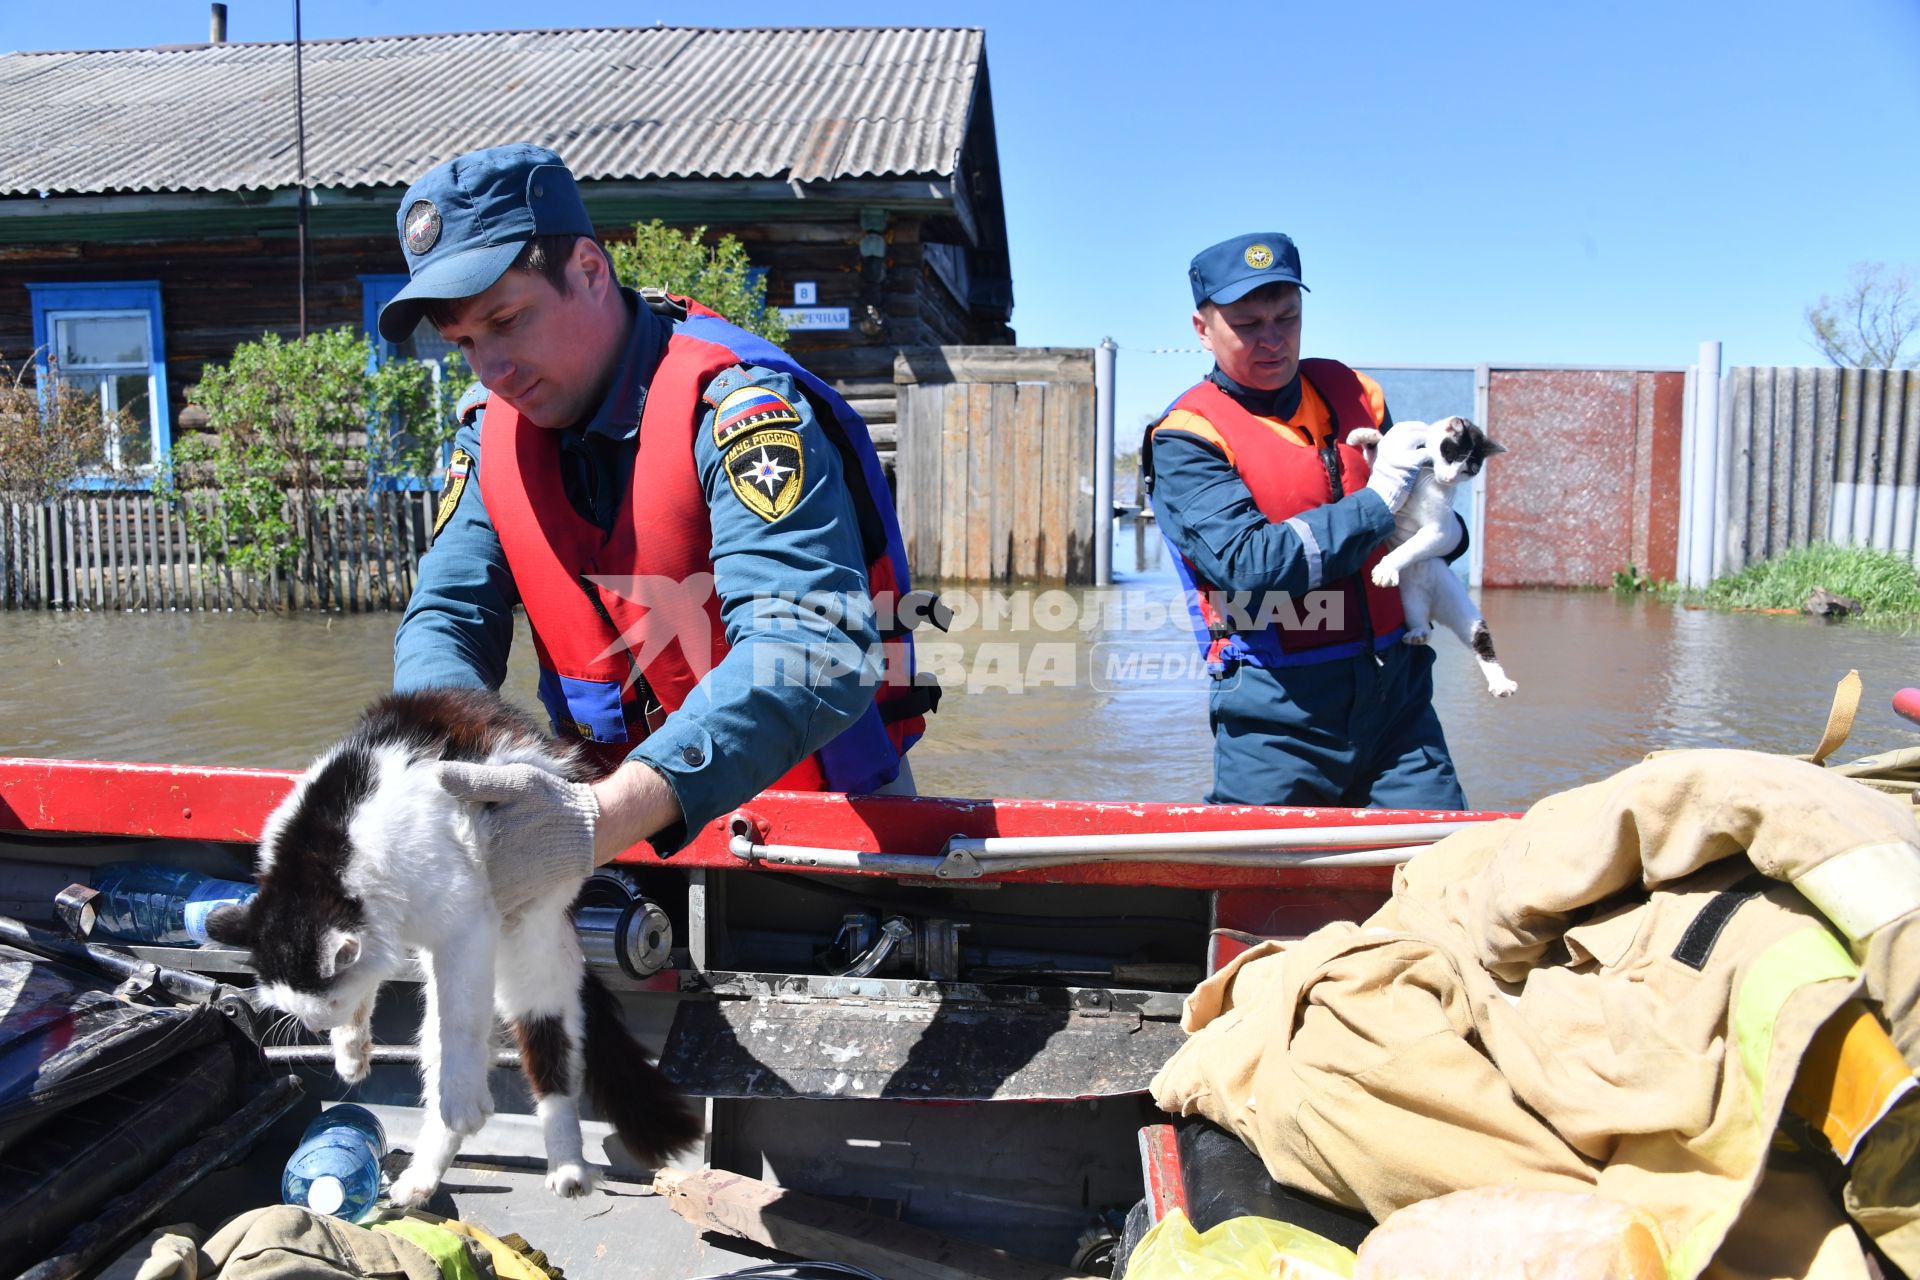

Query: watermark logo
<box><xmin>578</xmin><ymin>580</ymin><xmax>1340</xmax><ymax>696</ymax></box>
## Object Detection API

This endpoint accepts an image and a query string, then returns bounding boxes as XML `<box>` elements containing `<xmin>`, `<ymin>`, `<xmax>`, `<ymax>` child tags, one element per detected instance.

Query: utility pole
<box><xmin>1094</xmin><ymin>338</ymin><xmax>1116</xmax><ymax>586</ymax></box>
<box><xmin>294</xmin><ymin>0</ymin><xmax>309</xmax><ymax>338</ymax></box>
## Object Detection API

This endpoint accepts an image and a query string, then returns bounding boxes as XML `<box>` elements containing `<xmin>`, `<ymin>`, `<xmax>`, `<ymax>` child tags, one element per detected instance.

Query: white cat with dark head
<box><xmin>1349</xmin><ymin>416</ymin><xmax>1517</xmax><ymax>698</ymax></box>
<box><xmin>206</xmin><ymin>689</ymin><xmax>700</xmax><ymax>1206</ymax></box>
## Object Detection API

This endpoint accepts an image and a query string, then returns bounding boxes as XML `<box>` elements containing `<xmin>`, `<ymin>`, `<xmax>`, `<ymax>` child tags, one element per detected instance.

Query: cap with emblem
<box><xmin>378</xmin><ymin>143</ymin><xmax>597</xmax><ymax>343</ymax></box>
<box><xmin>1188</xmin><ymin>232</ymin><xmax>1309</xmax><ymax>307</ymax></box>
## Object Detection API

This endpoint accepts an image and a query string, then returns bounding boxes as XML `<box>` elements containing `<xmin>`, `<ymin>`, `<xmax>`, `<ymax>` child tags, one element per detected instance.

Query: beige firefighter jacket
<box><xmin>1150</xmin><ymin>749</ymin><xmax>1920</xmax><ymax>1280</ymax></box>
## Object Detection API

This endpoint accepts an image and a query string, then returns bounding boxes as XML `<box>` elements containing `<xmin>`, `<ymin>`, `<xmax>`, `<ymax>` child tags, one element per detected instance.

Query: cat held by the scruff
<box><xmin>206</xmin><ymin>688</ymin><xmax>701</xmax><ymax>1206</ymax></box>
<box><xmin>1349</xmin><ymin>416</ymin><xmax>1518</xmax><ymax>698</ymax></box>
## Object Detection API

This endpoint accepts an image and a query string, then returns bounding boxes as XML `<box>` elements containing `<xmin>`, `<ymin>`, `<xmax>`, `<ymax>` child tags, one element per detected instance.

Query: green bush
<box><xmin>607</xmin><ymin>220</ymin><xmax>787</xmax><ymax>342</ymax></box>
<box><xmin>164</xmin><ymin>329</ymin><xmax>449</xmax><ymax>575</ymax></box>
<box><xmin>1701</xmin><ymin>543</ymin><xmax>1920</xmax><ymax>615</ymax></box>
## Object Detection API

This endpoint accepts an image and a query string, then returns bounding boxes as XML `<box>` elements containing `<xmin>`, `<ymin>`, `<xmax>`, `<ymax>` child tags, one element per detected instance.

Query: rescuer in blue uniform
<box><xmin>1145</xmin><ymin>233</ymin><xmax>1468</xmax><ymax>809</ymax></box>
<box><xmin>380</xmin><ymin>144</ymin><xmax>924</xmax><ymax>865</ymax></box>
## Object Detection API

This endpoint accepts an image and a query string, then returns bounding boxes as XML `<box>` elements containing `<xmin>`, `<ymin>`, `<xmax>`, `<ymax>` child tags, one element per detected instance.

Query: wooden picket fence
<box><xmin>0</xmin><ymin>489</ymin><xmax>442</xmax><ymax>612</ymax></box>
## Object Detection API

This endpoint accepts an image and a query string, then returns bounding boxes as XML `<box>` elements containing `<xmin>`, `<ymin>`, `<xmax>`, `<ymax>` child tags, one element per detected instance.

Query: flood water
<box><xmin>2</xmin><ymin>517</ymin><xmax>1916</xmax><ymax>814</ymax></box>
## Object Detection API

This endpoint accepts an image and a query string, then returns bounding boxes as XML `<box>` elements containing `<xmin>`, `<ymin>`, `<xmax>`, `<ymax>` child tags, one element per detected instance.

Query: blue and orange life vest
<box><xmin>478</xmin><ymin>298</ymin><xmax>926</xmax><ymax>793</ymax></box>
<box><xmin>1149</xmin><ymin>358</ymin><xmax>1406</xmax><ymax>671</ymax></box>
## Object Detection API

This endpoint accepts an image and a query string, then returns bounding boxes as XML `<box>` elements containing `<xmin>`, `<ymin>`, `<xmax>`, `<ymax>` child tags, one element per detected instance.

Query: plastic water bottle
<box><xmin>282</xmin><ymin>1104</ymin><xmax>387</xmax><ymax>1221</ymax></box>
<box><xmin>87</xmin><ymin>861</ymin><xmax>257</xmax><ymax>946</ymax></box>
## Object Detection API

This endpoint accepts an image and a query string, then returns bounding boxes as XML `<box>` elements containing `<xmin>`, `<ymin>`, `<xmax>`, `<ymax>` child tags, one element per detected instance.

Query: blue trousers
<box><xmin>1206</xmin><ymin>641</ymin><xmax>1466</xmax><ymax>810</ymax></box>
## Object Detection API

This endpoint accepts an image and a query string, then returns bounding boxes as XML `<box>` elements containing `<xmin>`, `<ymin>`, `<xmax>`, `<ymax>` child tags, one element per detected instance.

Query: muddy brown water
<box><xmin>2</xmin><ymin>520</ymin><xmax>1915</xmax><ymax>814</ymax></box>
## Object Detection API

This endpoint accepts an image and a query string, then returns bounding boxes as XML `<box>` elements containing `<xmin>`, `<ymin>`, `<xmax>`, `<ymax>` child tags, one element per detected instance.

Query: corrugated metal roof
<box><xmin>0</xmin><ymin>26</ymin><xmax>985</xmax><ymax>196</ymax></box>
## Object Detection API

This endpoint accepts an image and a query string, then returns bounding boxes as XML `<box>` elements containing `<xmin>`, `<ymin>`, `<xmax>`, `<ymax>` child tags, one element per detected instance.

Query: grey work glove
<box><xmin>1361</xmin><ymin>420</ymin><xmax>1431</xmax><ymax>513</ymax></box>
<box><xmin>435</xmin><ymin>760</ymin><xmax>599</xmax><ymax>912</ymax></box>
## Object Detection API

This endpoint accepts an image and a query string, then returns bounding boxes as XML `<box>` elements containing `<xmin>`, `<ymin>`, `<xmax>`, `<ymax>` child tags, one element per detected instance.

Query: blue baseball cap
<box><xmin>378</xmin><ymin>143</ymin><xmax>597</xmax><ymax>343</ymax></box>
<box><xmin>1189</xmin><ymin>233</ymin><xmax>1309</xmax><ymax>307</ymax></box>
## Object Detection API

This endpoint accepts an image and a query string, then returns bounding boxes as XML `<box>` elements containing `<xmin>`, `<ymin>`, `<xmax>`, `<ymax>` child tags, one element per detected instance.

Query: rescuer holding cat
<box><xmin>1144</xmin><ymin>233</ymin><xmax>1467</xmax><ymax>808</ymax></box>
<box><xmin>379</xmin><ymin>144</ymin><xmax>930</xmax><ymax>865</ymax></box>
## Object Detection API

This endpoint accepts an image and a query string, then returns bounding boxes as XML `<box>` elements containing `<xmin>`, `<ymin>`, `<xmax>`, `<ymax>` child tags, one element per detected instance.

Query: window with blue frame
<box><xmin>361</xmin><ymin>274</ymin><xmax>459</xmax><ymax>488</ymax></box>
<box><xmin>26</xmin><ymin>281</ymin><xmax>170</xmax><ymax>479</ymax></box>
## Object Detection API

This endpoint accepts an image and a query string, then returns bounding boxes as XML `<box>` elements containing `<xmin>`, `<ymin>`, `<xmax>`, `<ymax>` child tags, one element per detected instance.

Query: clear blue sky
<box><xmin>7</xmin><ymin>1</ymin><xmax>1919</xmax><ymax>436</ymax></box>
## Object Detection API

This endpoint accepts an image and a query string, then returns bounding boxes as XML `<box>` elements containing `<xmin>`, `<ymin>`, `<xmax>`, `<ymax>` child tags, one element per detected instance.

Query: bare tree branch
<box><xmin>1805</xmin><ymin>261</ymin><xmax>1920</xmax><ymax>369</ymax></box>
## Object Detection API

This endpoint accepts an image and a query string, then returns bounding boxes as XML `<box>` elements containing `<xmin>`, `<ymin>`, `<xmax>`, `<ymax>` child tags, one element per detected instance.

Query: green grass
<box><xmin>1699</xmin><ymin>543</ymin><xmax>1920</xmax><ymax>615</ymax></box>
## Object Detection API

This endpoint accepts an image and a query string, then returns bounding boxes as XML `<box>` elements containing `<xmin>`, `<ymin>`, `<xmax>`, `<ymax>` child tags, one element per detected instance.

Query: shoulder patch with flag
<box><xmin>724</xmin><ymin>428</ymin><xmax>805</xmax><ymax>523</ymax></box>
<box><xmin>433</xmin><ymin>448</ymin><xmax>473</xmax><ymax>541</ymax></box>
<box><xmin>712</xmin><ymin>383</ymin><xmax>802</xmax><ymax>448</ymax></box>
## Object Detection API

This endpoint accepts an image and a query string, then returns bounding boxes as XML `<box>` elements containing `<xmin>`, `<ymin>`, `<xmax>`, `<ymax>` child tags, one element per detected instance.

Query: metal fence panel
<box><xmin>1715</xmin><ymin>365</ymin><xmax>1920</xmax><ymax>573</ymax></box>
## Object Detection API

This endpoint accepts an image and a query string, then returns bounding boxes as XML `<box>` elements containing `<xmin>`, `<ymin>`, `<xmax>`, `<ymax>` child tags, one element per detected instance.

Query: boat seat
<box><xmin>1175</xmin><ymin>1115</ymin><xmax>1374</xmax><ymax>1248</ymax></box>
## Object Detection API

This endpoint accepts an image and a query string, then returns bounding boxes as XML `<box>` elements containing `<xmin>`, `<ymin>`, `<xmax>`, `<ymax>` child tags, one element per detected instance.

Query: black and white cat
<box><xmin>1349</xmin><ymin>417</ymin><xmax>1518</xmax><ymax>698</ymax></box>
<box><xmin>206</xmin><ymin>689</ymin><xmax>700</xmax><ymax>1206</ymax></box>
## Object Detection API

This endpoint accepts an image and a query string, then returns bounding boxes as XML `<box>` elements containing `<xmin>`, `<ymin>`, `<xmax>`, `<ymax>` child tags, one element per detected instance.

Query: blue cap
<box><xmin>1188</xmin><ymin>233</ymin><xmax>1308</xmax><ymax>307</ymax></box>
<box><xmin>378</xmin><ymin>143</ymin><xmax>596</xmax><ymax>343</ymax></box>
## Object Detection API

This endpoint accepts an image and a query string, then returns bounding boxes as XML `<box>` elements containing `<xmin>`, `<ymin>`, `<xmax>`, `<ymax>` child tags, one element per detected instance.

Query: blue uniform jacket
<box><xmin>394</xmin><ymin>292</ymin><xmax>881</xmax><ymax>852</ymax></box>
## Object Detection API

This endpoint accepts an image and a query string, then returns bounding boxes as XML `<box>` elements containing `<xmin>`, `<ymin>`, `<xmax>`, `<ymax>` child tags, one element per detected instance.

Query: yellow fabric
<box><xmin>1125</xmin><ymin>1209</ymin><xmax>1353</xmax><ymax>1280</ymax></box>
<box><xmin>1152</xmin><ymin>749</ymin><xmax>1920</xmax><ymax>1280</ymax></box>
<box><xmin>397</xmin><ymin>1213</ymin><xmax>558</xmax><ymax>1280</ymax></box>
<box><xmin>1732</xmin><ymin>928</ymin><xmax>1860</xmax><ymax>1127</ymax></box>
<box><xmin>1787</xmin><ymin>1001</ymin><xmax>1918</xmax><ymax>1163</ymax></box>
<box><xmin>368</xmin><ymin>1221</ymin><xmax>481</xmax><ymax>1280</ymax></box>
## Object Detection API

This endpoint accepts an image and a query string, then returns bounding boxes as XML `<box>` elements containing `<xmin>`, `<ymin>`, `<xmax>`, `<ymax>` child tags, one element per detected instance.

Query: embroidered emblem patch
<box><xmin>1244</xmin><ymin>242</ymin><xmax>1274</xmax><ymax>270</ymax></box>
<box><xmin>712</xmin><ymin>384</ymin><xmax>802</xmax><ymax>447</ymax></box>
<box><xmin>432</xmin><ymin>447</ymin><xmax>473</xmax><ymax>541</ymax></box>
<box><xmin>404</xmin><ymin>200</ymin><xmax>442</xmax><ymax>256</ymax></box>
<box><xmin>724</xmin><ymin>429</ymin><xmax>804</xmax><ymax>523</ymax></box>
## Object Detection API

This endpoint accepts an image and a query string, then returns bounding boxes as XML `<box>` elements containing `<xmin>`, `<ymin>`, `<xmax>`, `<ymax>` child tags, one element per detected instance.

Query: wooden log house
<box><xmin>0</xmin><ymin>25</ymin><xmax>1016</xmax><ymax>481</ymax></box>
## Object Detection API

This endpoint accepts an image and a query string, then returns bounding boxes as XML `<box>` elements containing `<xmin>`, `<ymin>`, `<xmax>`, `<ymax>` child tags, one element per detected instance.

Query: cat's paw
<box><xmin>1347</xmin><ymin>428</ymin><xmax>1382</xmax><ymax>449</ymax></box>
<box><xmin>389</xmin><ymin>1164</ymin><xmax>441</xmax><ymax>1209</ymax></box>
<box><xmin>1488</xmin><ymin>676</ymin><xmax>1519</xmax><ymax>698</ymax></box>
<box><xmin>331</xmin><ymin>1025</ymin><xmax>373</xmax><ymax>1085</ymax></box>
<box><xmin>545</xmin><ymin>1161</ymin><xmax>598</xmax><ymax>1199</ymax></box>
<box><xmin>1402</xmin><ymin>626</ymin><xmax>1430</xmax><ymax>645</ymax></box>
<box><xmin>438</xmin><ymin>1079</ymin><xmax>494</xmax><ymax>1136</ymax></box>
<box><xmin>1371</xmin><ymin>564</ymin><xmax>1401</xmax><ymax>588</ymax></box>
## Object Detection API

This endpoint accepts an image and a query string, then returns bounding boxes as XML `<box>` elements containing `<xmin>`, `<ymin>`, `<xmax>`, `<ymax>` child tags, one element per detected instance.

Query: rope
<box><xmin>1116</xmin><ymin>343</ymin><xmax>1207</xmax><ymax>356</ymax></box>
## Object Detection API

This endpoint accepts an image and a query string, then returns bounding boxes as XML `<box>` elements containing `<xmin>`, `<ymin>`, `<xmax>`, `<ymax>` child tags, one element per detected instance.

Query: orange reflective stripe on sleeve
<box><xmin>1154</xmin><ymin>408</ymin><xmax>1236</xmax><ymax>466</ymax></box>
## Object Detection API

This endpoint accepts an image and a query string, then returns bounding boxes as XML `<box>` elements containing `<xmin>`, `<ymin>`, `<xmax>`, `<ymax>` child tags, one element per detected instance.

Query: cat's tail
<box><xmin>580</xmin><ymin>970</ymin><xmax>703</xmax><ymax>1164</ymax></box>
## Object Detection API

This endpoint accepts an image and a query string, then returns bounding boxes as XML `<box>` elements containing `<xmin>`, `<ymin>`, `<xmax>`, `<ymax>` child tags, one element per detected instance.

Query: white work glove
<box><xmin>1361</xmin><ymin>421</ymin><xmax>1430</xmax><ymax>514</ymax></box>
<box><xmin>435</xmin><ymin>761</ymin><xmax>599</xmax><ymax>911</ymax></box>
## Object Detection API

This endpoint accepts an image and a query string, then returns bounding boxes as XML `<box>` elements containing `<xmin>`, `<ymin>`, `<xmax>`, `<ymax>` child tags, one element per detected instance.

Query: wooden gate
<box><xmin>891</xmin><ymin>346</ymin><xmax>1097</xmax><ymax>584</ymax></box>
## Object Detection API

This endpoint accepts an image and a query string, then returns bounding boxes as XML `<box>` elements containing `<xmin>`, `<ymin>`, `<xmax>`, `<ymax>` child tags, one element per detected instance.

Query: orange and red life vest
<box><xmin>478</xmin><ymin>299</ymin><xmax>925</xmax><ymax>792</ymax></box>
<box><xmin>1151</xmin><ymin>358</ymin><xmax>1406</xmax><ymax>671</ymax></box>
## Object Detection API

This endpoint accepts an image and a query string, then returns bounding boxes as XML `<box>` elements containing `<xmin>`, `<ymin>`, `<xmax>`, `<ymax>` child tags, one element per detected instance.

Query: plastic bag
<box><xmin>1125</xmin><ymin>1208</ymin><xmax>1354</xmax><ymax>1280</ymax></box>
